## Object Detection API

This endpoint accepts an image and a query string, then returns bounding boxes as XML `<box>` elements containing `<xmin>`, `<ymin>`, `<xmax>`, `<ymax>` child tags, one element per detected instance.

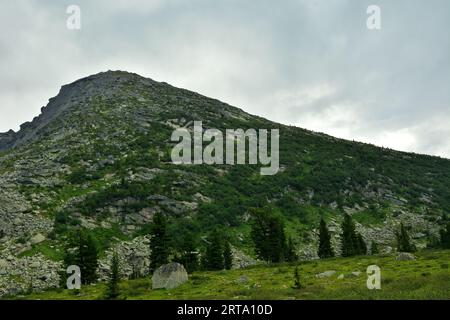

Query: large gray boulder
<box><xmin>152</xmin><ymin>263</ymin><xmax>188</xmax><ymax>289</ymax></box>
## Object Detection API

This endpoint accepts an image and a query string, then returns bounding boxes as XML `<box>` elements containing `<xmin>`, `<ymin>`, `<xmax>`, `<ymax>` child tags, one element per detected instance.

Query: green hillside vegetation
<box><xmin>16</xmin><ymin>250</ymin><xmax>450</xmax><ymax>300</ymax></box>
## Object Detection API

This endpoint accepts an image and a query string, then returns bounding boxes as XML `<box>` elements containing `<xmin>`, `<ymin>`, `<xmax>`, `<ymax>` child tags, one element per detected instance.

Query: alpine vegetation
<box><xmin>170</xmin><ymin>121</ymin><xmax>279</xmax><ymax>175</ymax></box>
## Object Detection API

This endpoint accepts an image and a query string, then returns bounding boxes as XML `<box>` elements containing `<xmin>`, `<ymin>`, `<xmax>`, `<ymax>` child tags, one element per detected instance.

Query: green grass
<box><xmin>19</xmin><ymin>241</ymin><xmax>64</xmax><ymax>261</ymax></box>
<box><xmin>15</xmin><ymin>250</ymin><xmax>450</xmax><ymax>300</ymax></box>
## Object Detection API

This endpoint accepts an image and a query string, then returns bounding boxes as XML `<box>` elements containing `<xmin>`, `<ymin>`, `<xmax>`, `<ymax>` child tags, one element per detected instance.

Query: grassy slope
<box><xmin>19</xmin><ymin>250</ymin><xmax>450</xmax><ymax>300</ymax></box>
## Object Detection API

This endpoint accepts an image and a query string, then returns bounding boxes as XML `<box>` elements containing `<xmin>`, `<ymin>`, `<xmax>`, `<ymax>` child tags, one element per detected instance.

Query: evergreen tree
<box><xmin>250</xmin><ymin>207</ymin><xmax>287</xmax><ymax>263</ymax></box>
<box><xmin>355</xmin><ymin>233</ymin><xmax>367</xmax><ymax>255</ymax></box>
<box><xmin>371</xmin><ymin>241</ymin><xmax>379</xmax><ymax>255</ymax></box>
<box><xmin>106</xmin><ymin>251</ymin><xmax>120</xmax><ymax>299</ymax></box>
<box><xmin>178</xmin><ymin>232</ymin><xmax>199</xmax><ymax>273</ymax></box>
<box><xmin>284</xmin><ymin>237</ymin><xmax>297</xmax><ymax>262</ymax></box>
<box><xmin>71</xmin><ymin>230</ymin><xmax>98</xmax><ymax>285</ymax></box>
<box><xmin>439</xmin><ymin>222</ymin><xmax>450</xmax><ymax>249</ymax></box>
<box><xmin>223</xmin><ymin>240</ymin><xmax>233</xmax><ymax>270</ymax></box>
<box><xmin>203</xmin><ymin>229</ymin><xmax>224</xmax><ymax>270</ymax></box>
<box><xmin>317</xmin><ymin>218</ymin><xmax>334</xmax><ymax>259</ymax></box>
<box><xmin>396</xmin><ymin>223</ymin><xmax>416</xmax><ymax>252</ymax></box>
<box><xmin>341</xmin><ymin>213</ymin><xmax>358</xmax><ymax>257</ymax></box>
<box><xmin>149</xmin><ymin>212</ymin><xmax>169</xmax><ymax>272</ymax></box>
<box><xmin>292</xmin><ymin>267</ymin><xmax>303</xmax><ymax>289</ymax></box>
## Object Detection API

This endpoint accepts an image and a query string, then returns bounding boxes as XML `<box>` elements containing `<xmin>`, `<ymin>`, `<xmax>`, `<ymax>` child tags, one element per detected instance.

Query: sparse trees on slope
<box><xmin>318</xmin><ymin>218</ymin><xmax>334</xmax><ymax>259</ymax></box>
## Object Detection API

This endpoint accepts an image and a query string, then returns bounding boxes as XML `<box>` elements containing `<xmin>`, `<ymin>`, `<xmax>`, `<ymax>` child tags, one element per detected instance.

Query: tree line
<box><xmin>61</xmin><ymin>209</ymin><xmax>450</xmax><ymax>298</ymax></box>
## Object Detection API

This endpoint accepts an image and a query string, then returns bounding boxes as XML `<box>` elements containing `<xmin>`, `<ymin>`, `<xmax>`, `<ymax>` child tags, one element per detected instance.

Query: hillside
<box><xmin>15</xmin><ymin>250</ymin><xmax>450</xmax><ymax>300</ymax></box>
<box><xmin>0</xmin><ymin>70</ymin><xmax>449</xmax><ymax>296</ymax></box>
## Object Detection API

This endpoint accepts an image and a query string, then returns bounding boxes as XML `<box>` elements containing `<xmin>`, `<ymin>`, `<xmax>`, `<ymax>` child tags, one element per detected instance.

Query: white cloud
<box><xmin>0</xmin><ymin>0</ymin><xmax>449</xmax><ymax>158</ymax></box>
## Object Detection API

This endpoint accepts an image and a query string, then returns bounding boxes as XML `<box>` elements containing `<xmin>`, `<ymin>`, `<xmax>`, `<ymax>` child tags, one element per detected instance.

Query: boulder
<box><xmin>315</xmin><ymin>270</ymin><xmax>336</xmax><ymax>278</ymax></box>
<box><xmin>396</xmin><ymin>252</ymin><xmax>416</xmax><ymax>261</ymax></box>
<box><xmin>152</xmin><ymin>263</ymin><xmax>188</xmax><ymax>289</ymax></box>
<box><xmin>30</xmin><ymin>233</ymin><xmax>46</xmax><ymax>245</ymax></box>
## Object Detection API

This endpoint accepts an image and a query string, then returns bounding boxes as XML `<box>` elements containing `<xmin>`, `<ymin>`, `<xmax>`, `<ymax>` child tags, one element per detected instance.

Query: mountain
<box><xmin>0</xmin><ymin>70</ymin><xmax>449</xmax><ymax>296</ymax></box>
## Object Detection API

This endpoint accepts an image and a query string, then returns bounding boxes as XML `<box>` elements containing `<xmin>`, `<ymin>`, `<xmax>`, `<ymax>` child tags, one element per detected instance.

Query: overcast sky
<box><xmin>1</xmin><ymin>0</ymin><xmax>449</xmax><ymax>158</ymax></box>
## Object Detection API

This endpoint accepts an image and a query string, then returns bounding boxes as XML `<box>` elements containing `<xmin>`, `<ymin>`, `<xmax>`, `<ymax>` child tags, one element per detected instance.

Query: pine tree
<box><xmin>317</xmin><ymin>218</ymin><xmax>334</xmax><ymax>259</ymax></box>
<box><xmin>106</xmin><ymin>251</ymin><xmax>120</xmax><ymax>299</ymax></box>
<box><xmin>149</xmin><ymin>212</ymin><xmax>169</xmax><ymax>272</ymax></box>
<box><xmin>223</xmin><ymin>241</ymin><xmax>233</xmax><ymax>270</ymax></box>
<box><xmin>284</xmin><ymin>237</ymin><xmax>297</xmax><ymax>262</ymax></box>
<box><xmin>178</xmin><ymin>232</ymin><xmax>199</xmax><ymax>273</ymax></box>
<box><xmin>292</xmin><ymin>267</ymin><xmax>303</xmax><ymax>289</ymax></box>
<box><xmin>371</xmin><ymin>241</ymin><xmax>379</xmax><ymax>255</ymax></box>
<box><xmin>203</xmin><ymin>229</ymin><xmax>224</xmax><ymax>270</ymax></box>
<box><xmin>396</xmin><ymin>223</ymin><xmax>416</xmax><ymax>252</ymax></box>
<box><xmin>71</xmin><ymin>230</ymin><xmax>98</xmax><ymax>285</ymax></box>
<box><xmin>355</xmin><ymin>233</ymin><xmax>367</xmax><ymax>255</ymax></box>
<box><xmin>250</xmin><ymin>207</ymin><xmax>287</xmax><ymax>263</ymax></box>
<box><xmin>341</xmin><ymin>213</ymin><xmax>358</xmax><ymax>257</ymax></box>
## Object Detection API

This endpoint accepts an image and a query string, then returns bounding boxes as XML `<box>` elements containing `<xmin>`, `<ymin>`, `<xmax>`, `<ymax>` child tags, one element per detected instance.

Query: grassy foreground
<box><xmin>17</xmin><ymin>250</ymin><xmax>450</xmax><ymax>300</ymax></box>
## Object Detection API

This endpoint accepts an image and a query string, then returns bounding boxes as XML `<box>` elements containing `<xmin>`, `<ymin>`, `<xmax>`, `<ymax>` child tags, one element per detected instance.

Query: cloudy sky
<box><xmin>1</xmin><ymin>0</ymin><xmax>449</xmax><ymax>157</ymax></box>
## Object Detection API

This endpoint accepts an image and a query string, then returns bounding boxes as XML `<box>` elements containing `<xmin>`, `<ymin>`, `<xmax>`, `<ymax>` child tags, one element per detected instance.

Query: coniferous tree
<box><xmin>371</xmin><ymin>241</ymin><xmax>379</xmax><ymax>255</ymax></box>
<box><xmin>284</xmin><ymin>237</ymin><xmax>297</xmax><ymax>262</ymax></box>
<box><xmin>341</xmin><ymin>213</ymin><xmax>358</xmax><ymax>257</ymax></box>
<box><xmin>396</xmin><ymin>223</ymin><xmax>416</xmax><ymax>252</ymax></box>
<box><xmin>318</xmin><ymin>218</ymin><xmax>334</xmax><ymax>259</ymax></box>
<box><xmin>149</xmin><ymin>212</ymin><xmax>169</xmax><ymax>272</ymax></box>
<box><xmin>250</xmin><ymin>207</ymin><xmax>287</xmax><ymax>263</ymax></box>
<box><xmin>223</xmin><ymin>240</ymin><xmax>233</xmax><ymax>270</ymax></box>
<box><xmin>72</xmin><ymin>230</ymin><xmax>98</xmax><ymax>285</ymax></box>
<box><xmin>292</xmin><ymin>267</ymin><xmax>303</xmax><ymax>289</ymax></box>
<box><xmin>178</xmin><ymin>232</ymin><xmax>199</xmax><ymax>273</ymax></box>
<box><xmin>106</xmin><ymin>251</ymin><xmax>120</xmax><ymax>299</ymax></box>
<box><xmin>203</xmin><ymin>229</ymin><xmax>224</xmax><ymax>270</ymax></box>
<box><xmin>355</xmin><ymin>233</ymin><xmax>367</xmax><ymax>255</ymax></box>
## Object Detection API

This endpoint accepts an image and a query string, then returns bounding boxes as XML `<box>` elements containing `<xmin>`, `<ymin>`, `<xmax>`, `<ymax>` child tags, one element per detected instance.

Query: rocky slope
<box><xmin>0</xmin><ymin>71</ymin><xmax>449</xmax><ymax>296</ymax></box>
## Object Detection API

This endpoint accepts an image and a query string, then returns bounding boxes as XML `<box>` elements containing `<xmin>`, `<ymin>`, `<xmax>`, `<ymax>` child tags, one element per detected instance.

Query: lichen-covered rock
<box><xmin>152</xmin><ymin>263</ymin><xmax>188</xmax><ymax>289</ymax></box>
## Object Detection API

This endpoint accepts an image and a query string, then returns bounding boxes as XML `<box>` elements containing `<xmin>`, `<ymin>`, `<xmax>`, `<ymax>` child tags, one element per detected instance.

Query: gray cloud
<box><xmin>0</xmin><ymin>0</ymin><xmax>449</xmax><ymax>157</ymax></box>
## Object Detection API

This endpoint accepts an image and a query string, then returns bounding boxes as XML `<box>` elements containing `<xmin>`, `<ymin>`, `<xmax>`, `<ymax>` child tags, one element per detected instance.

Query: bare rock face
<box><xmin>152</xmin><ymin>263</ymin><xmax>188</xmax><ymax>289</ymax></box>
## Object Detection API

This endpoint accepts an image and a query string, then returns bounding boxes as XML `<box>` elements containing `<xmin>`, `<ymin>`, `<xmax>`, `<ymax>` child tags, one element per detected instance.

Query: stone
<box><xmin>152</xmin><ymin>263</ymin><xmax>188</xmax><ymax>289</ymax></box>
<box><xmin>316</xmin><ymin>270</ymin><xmax>336</xmax><ymax>278</ymax></box>
<box><xmin>237</xmin><ymin>275</ymin><xmax>249</xmax><ymax>284</ymax></box>
<box><xmin>351</xmin><ymin>271</ymin><xmax>361</xmax><ymax>277</ymax></box>
<box><xmin>30</xmin><ymin>233</ymin><xmax>46</xmax><ymax>245</ymax></box>
<box><xmin>396</xmin><ymin>252</ymin><xmax>416</xmax><ymax>261</ymax></box>
<box><xmin>337</xmin><ymin>274</ymin><xmax>344</xmax><ymax>280</ymax></box>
